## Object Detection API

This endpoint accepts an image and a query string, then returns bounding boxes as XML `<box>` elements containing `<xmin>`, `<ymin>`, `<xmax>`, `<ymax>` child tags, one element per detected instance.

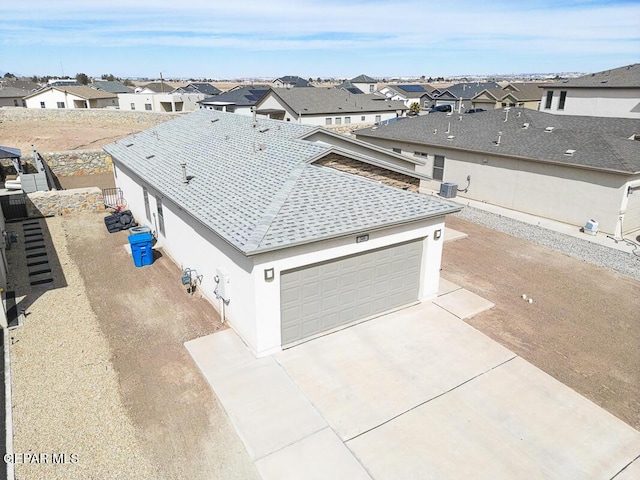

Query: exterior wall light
<box><xmin>434</xmin><ymin>229</ymin><xmax>442</xmax><ymax>240</ymax></box>
<box><xmin>264</xmin><ymin>268</ymin><xmax>275</xmax><ymax>282</ymax></box>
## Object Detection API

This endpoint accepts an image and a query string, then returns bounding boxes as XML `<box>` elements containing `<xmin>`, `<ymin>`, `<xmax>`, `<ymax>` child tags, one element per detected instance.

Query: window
<box><xmin>130</xmin><ymin>103</ymin><xmax>136</xmax><ymax>110</ymax></box>
<box><xmin>414</xmin><ymin>151</ymin><xmax>429</xmax><ymax>158</ymax></box>
<box><xmin>156</xmin><ymin>196</ymin><xmax>165</xmax><ymax>236</ymax></box>
<box><xmin>335</xmin><ymin>117</ymin><xmax>341</xmax><ymax>125</ymax></box>
<box><xmin>143</xmin><ymin>187</ymin><xmax>150</xmax><ymax>221</ymax></box>
<box><xmin>433</xmin><ymin>155</ymin><xmax>445</xmax><ymax>181</ymax></box>
<box><xmin>13</xmin><ymin>99</ymin><xmax>18</xmax><ymax>107</ymax></box>
<box><xmin>558</xmin><ymin>91</ymin><xmax>567</xmax><ymax>110</ymax></box>
<box><xmin>369</xmin><ymin>85</ymin><xmax>375</xmax><ymax>93</ymax></box>
<box><xmin>375</xmin><ymin>115</ymin><xmax>381</xmax><ymax>123</ymax></box>
<box><xmin>361</xmin><ymin>116</ymin><xmax>366</xmax><ymax>121</ymax></box>
<box><xmin>57</xmin><ymin>102</ymin><xmax>65</xmax><ymax>108</ymax></box>
<box><xmin>392</xmin><ymin>148</ymin><xmax>402</xmax><ymax>154</ymax></box>
<box><xmin>40</xmin><ymin>102</ymin><xmax>45</xmax><ymax>108</ymax></box>
<box><xmin>424</xmin><ymin>101</ymin><xmax>429</xmax><ymax>108</ymax></box>
<box><xmin>545</xmin><ymin>91</ymin><xmax>553</xmax><ymax>109</ymax></box>
<box><xmin>145</xmin><ymin>103</ymin><xmax>152</xmax><ymax>111</ymax></box>
<box><xmin>345</xmin><ymin>117</ymin><xmax>351</xmax><ymax>124</ymax></box>
<box><xmin>325</xmin><ymin>118</ymin><xmax>332</xmax><ymax>125</ymax></box>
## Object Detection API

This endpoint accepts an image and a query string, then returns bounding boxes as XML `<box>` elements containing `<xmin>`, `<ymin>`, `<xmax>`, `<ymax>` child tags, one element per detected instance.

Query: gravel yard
<box><xmin>7</xmin><ymin>213</ymin><xmax>258</xmax><ymax>480</ymax></box>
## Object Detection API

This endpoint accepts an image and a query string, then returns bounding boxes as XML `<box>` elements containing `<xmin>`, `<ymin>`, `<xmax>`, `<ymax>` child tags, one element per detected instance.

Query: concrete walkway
<box><xmin>186</xmin><ymin>284</ymin><xmax>640</xmax><ymax>479</ymax></box>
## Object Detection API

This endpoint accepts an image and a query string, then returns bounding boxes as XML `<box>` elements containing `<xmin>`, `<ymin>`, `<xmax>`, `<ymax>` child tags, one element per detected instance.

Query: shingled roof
<box><xmin>104</xmin><ymin>110</ymin><xmax>459</xmax><ymax>255</ymax></box>
<box><xmin>355</xmin><ymin>108</ymin><xmax>640</xmax><ymax>175</ymax></box>
<box><xmin>545</xmin><ymin>64</ymin><xmax>640</xmax><ymax>89</ymax></box>
<box><xmin>24</xmin><ymin>85</ymin><xmax>118</xmax><ymax>100</ymax></box>
<box><xmin>199</xmin><ymin>85</ymin><xmax>270</xmax><ymax>107</ymax></box>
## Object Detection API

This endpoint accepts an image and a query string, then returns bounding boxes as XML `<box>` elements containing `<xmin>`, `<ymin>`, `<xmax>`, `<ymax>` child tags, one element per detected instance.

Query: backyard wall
<box><xmin>0</xmin><ymin>151</ymin><xmax>112</xmax><ymax>177</ymax></box>
<box><xmin>26</xmin><ymin>187</ymin><xmax>106</xmax><ymax>218</ymax></box>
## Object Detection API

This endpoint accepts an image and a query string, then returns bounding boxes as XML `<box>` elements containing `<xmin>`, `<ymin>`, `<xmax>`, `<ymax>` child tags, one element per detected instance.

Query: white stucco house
<box><xmin>104</xmin><ymin>110</ymin><xmax>460</xmax><ymax>356</ymax></box>
<box><xmin>197</xmin><ymin>85</ymin><xmax>271</xmax><ymax>116</ymax></box>
<box><xmin>540</xmin><ymin>64</ymin><xmax>640</xmax><ymax>119</ymax></box>
<box><xmin>117</xmin><ymin>92</ymin><xmax>204</xmax><ymax>112</ymax></box>
<box><xmin>355</xmin><ymin>108</ymin><xmax>640</xmax><ymax>237</ymax></box>
<box><xmin>351</xmin><ymin>74</ymin><xmax>378</xmax><ymax>94</ymax></box>
<box><xmin>254</xmin><ymin>88</ymin><xmax>407</xmax><ymax>126</ymax></box>
<box><xmin>24</xmin><ymin>86</ymin><xmax>118</xmax><ymax>109</ymax></box>
<box><xmin>377</xmin><ymin>85</ymin><xmax>434</xmax><ymax>109</ymax></box>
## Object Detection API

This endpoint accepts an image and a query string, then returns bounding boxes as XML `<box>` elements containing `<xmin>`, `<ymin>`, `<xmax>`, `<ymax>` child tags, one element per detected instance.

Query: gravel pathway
<box><xmin>453</xmin><ymin>206</ymin><xmax>640</xmax><ymax>282</ymax></box>
<box><xmin>8</xmin><ymin>217</ymin><xmax>157</xmax><ymax>480</ymax></box>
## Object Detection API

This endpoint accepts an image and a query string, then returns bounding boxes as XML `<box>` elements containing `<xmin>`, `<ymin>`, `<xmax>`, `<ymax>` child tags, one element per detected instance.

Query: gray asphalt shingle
<box><xmin>104</xmin><ymin>110</ymin><xmax>459</xmax><ymax>255</ymax></box>
<box><xmin>545</xmin><ymin>64</ymin><xmax>640</xmax><ymax>89</ymax></box>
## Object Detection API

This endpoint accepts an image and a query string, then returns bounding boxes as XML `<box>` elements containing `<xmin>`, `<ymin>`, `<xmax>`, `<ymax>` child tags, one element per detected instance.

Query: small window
<box><xmin>40</xmin><ymin>102</ymin><xmax>45</xmax><ymax>108</ymax></box>
<box><xmin>13</xmin><ymin>99</ymin><xmax>18</xmax><ymax>107</ymax></box>
<box><xmin>156</xmin><ymin>196</ymin><xmax>165</xmax><ymax>236</ymax></box>
<box><xmin>424</xmin><ymin>101</ymin><xmax>429</xmax><ymax>108</ymax></box>
<box><xmin>558</xmin><ymin>91</ymin><xmax>567</xmax><ymax>110</ymax></box>
<box><xmin>143</xmin><ymin>187</ymin><xmax>150</xmax><ymax>221</ymax></box>
<box><xmin>325</xmin><ymin>118</ymin><xmax>332</xmax><ymax>125</ymax></box>
<box><xmin>545</xmin><ymin>91</ymin><xmax>553</xmax><ymax>109</ymax></box>
<box><xmin>414</xmin><ymin>151</ymin><xmax>428</xmax><ymax>158</ymax></box>
<box><xmin>361</xmin><ymin>116</ymin><xmax>366</xmax><ymax>121</ymax></box>
<box><xmin>369</xmin><ymin>85</ymin><xmax>375</xmax><ymax>93</ymax></box>
<box><xmin>375</xmin><ymin>115</ymin><xmax>381</xmax><ymax>123</ymax></box>
<box><xmin>57</xmin><ymin>102</ymin><xmax>65</xmax><ymax>108</ymax></box>
<box><xmin>145</xmin><ymin>103</ymin><xmax>152</xmax><ymax>111</ymax></box>
<box><xmin>335</xmin><ymin>117</ymin><xmax>341</xmax><ymax>125</ymax></box>
<box><xmin>433</xmin><ymin>155</ymin><xmax>445</xmax><ymax>181</ymax></box>
<box><xmin>130</xmin><ymin>103</ymin><xmax>135</xmax><ymax>110</ymax></box>
<box><xmin>345</xmin><ymin>117</ymin><xmax>351</xmax><ymax>124</ymax></box>
<box><xmin>392</xmin><ymin>148</ymin><xmax>402</xmax><ymax>154</ymax></box>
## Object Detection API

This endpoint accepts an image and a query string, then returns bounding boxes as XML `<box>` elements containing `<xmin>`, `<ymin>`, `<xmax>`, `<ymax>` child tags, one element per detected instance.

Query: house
<box><xmin>0</xmin><ymin>87</ymin><xmax>29</xmax><ymax>107</ymax></box>
<box><xmin>135</xmin><ymin>82</ymin><xmax>176</xmax><ymax>94</ymax></box>
<box><xmin>355</xmin><ymin>108</ymin><xmax>640</xmax><ymax>236</ymax></box>
<box><xmin>272</xmin><ymin>76</ymin><xmax>312</xmax><ymax>88</ymax></box>
<box><xmin>104</xmin><ymin>110</ymin><xmax>460</xmax><ymax>356</ymax></box>
<box><xmin>431</xmin><ymin>81</ymin><xmax>501</xmax><ymax>112</ymax></box>
<box><xmin>117</xmin><ymin>92</ymin><xmax>205</xmax><ymax>112</ymax></box>
<box><xmin>23</xmin><ymin>86</ymin><xmax>118</xmax><ymax>109</ymax></box>
<box><xmin>336</xmin><ymin>80</ymin><xmax>364</xmax><ymax>94</ymax></box>
<box><xmin>377</xmin><ymin>84</ymin><xmax>435</xmax><ymax>109</ymax></box>
<box><xmin>471</xmin><ymin>83</ymin><xmax>545</xmax><ymax>111</ymax></box>
<box><xmin>197</xmin><ymin>85</ymin><xmax>271</xmax><ymax>115</ymax></box>
<box><xmin>539</xmin><ymin>64</ymin><xmax>640</xmax><ymax>118</ymax></box>
<box><xmin>351</xmin><ymin>74</ymin><xmax>378</xmax><ymax>94</ymax></box>
<box><xmin>173</xmin><ymin>82</ymin><xmax>222</xmax><ymax>96</ymax></box>
<box><xmin>254</xmin><ymin>87</ymin><xmax>408</xmax><ymax>126</ymax></box>
<box><xmin>93</xmin><ymin>80</ymin><xmax>134</xmax><ymax>94</ymax></box>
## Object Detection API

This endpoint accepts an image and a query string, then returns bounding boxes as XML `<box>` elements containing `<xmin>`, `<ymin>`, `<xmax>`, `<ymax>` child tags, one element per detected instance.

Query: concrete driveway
<box><xmin>186</xmin><ymin>289</ymin><xmax>640</xmax><ymax>479</ymax></box>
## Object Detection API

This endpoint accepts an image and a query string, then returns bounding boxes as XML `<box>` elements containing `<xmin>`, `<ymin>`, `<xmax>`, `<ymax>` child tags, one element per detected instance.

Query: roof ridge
<box><xmin>242</xmin><ymin>162</ymin><xmax>310</xmax><ymax>252</ymax></box>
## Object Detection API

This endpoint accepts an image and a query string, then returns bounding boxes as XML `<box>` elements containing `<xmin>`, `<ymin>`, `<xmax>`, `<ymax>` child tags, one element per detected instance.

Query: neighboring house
<box><xmin>254</xmin><ymin>87</ymin><xmax>408</xmax><ymax>126</ymax></box>
<box><xmin>117</xmin><ymin>92</ymin><xmax>205</xmax><ymax>112</ymax></box>
<box><xmin>104</xmin><ymin>109</ymin><xmax>460</xmax><ymax>356</ymax></box>
<box><xmin>377</xmin><ymin>85</ymin><xmax>435</xmax><ymax>109</ymax></box>
<box><xmin>540</xmin><ymin>63</ymin><xmax>640</xmax><ymax>118</ymax></box>
<box><xmin>0</xmin><ymin>87</ymin><xmax>28</xmax><ymax>107</ymax></box>
<box><xmin>197</xmin><ymin>85</ymin><xmax>271</xmax><ymax>115</ymax></box>
<box><xmin>472</xmin><ymin>83</ymin><xmax>545</xmax><ymax>111</ymax></box>
<box><xmin>135</xmin><ymin>82</ymin><xmax>176</xmax><ymax>94</ymax></box>
<box><xmin>355</xmin><ymin>108</ymin><xmax>640</xmax><ymax>236</ymax></box>
<box><xmin>336</xmin><ymin>80</ymin><xmax>364</xmax><ymax>94</ymax></box>
<box><xmin>351</xmin><ymin>74</ymin><xmax>378</xmax><ymax>94</ymax></box>
<box><xmin>46</xmin><ymin>79</ymin><xmax>79</xmax><ymax>87</ymax></box>
<box><xmin>0</xmin><ymin>79</ymin><xmax>39</xmax><ymax>92</ymax></box>
<box><xmin>23</xmin><ymin>86</ymin><xmax>118</xmax><ymax>109</ymax></box>
<box><xmin>93</xmin><ymin>80</ymin><xmax>134</xmax><ymax>94</ymax></box>
<box><xmin>432</xmin><ymin>82</ymin><xmax>501</xmax><ymax>112</ymax></box>
<box><xmin>173</xmin><ymin>82</ymin><xmax>222</xmax><ymax>96</ymax></box>
<box><xmin>272</xmin><ymin>76</ymin><xmax>312</xmax><ymax>88</ymax></box>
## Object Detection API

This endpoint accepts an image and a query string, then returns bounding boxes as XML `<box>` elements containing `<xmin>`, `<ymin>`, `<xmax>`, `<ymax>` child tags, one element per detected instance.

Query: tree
<box><xmin>409</xmin><ymin>102</ymin><xmax>421</xmax><ymax>115</ymax></box>
<box><xmin>101</xmin><ymin>73</ymin><xmax>116</xmax><ymax>81</ymax></box>
<box><xmin>76</xmin><ymin>72</ymin><xmax>89</xmax><ymax>85</ymax></box>
<box><xmin>3</xmin><ymin>72</ymin><xmax>16</xmax><ymax>79</ymax></box>
<box><xmin>122</xmin><ymin>78</ymin><xmax>134</xmax><ymax>86</ymax></box>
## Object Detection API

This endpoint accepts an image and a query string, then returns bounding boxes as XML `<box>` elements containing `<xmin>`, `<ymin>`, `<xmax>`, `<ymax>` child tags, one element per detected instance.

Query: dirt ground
<box><xmin>57</xmin><ymin>172</ymin><xmax>115</xmax><ymax>190</ymax></box>
<box><xmin>442</xmin><ymin>216</ymin><xmax>640</xmax><ymax>430</ymax></box>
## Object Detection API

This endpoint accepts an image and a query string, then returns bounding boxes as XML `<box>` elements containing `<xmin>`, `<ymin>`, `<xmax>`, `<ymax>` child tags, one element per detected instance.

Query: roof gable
<box><xmin>351</xmin><ymin>74</ymin><xmax>377</xmax><ymax>83</ymax></box>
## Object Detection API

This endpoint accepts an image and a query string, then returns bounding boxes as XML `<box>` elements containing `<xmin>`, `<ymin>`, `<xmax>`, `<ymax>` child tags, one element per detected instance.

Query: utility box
<box><xmin>128</xmin><ymin>232</ymin><xmax>153</xmax><ymax>267</ymax></box>
<box><xmin>584</xmin><ymin>219</ymin><xmax>599</xmax><ymax>236</ymax></box>
<box><xmin>439</xmin><ymin>182</ymin><xmax>458</xmax><ymax>198</ymax></box>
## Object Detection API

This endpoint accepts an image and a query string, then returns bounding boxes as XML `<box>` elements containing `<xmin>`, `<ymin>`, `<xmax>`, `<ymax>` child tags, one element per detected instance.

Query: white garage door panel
<box><xmin>281</xmin><ymin>239</ymin><xmax>423</xmax><ymax>345</ymax></box>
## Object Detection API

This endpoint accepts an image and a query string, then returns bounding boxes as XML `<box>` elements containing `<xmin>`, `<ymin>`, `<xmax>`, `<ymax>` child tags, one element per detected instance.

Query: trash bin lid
<box><xmin>128</xmin><ymin>232</ymin><xmax>153</xmax><ymax>244</ymax></box>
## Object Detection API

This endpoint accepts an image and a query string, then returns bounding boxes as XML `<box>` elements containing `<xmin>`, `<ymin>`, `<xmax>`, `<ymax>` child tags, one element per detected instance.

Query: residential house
<box><xmin>336</xmin><ymin>80</ymin><xmax>364</xmax><ymax>94</ymax></box>
<box><xmin>471</xmin><ymin>83</ymin><xmax>545</xmax><ymax>111</ymax></box>
<box><xmin>104</xmin><ymin>109</ymin><xmax>459</xmax><ymax>356</ymax></box>
<box><xmin>135</xmin><ymin>82</ymin><xmax>176</xmax><ymax>94</ymax></box>
<box><xmin>351</xmin><ymin>74</ymin><xmax>378</xmax><ymax>94</ymax></box>
<box><xmin>377</xmin><ymin>84</ymin><xmax>435</xmax><ymax>109</ymax></box>
<box><xmin>197</xmin><ymin>85</ymin><xmax>271</xmax><ymax>115</ymax></box>
<box><xmin>117</xmin><ymin>91</ymin><xmax>205</xmax><ymax>112</ymax></box>
<box><xmin>173</xmin><ymin>82</ymin><xmax>222</xmax><ymax>96</ymax></box>
<box><xmin>355</xmin><ymin>108</ymin><xmax>640</xmax><ymax>236</ymax></box>
<box><xmin>254</xmin><ymin>87</ymin><xmax>408</xmax><ymax>126</ymax></box>
<box><xmin>93</xmin><ymin>80</ymin><xmax>134</xmax><ymax>94</ymax></box>
<box><xmin>540</xmin><ymin>64</ymin><xmax>640</xmax><ymax>118</ymax></box>
<box><xmin>0</xmin><ymin>87</ymin><xmax>28</xmax><ymax>107</ymax></box>
<box><xmin>23</xmin><ymin>86</ymin><xmax>118</xmax><ymax>109</ymax></box>
<box><xmin>272</xmin><ymin>76</ymin><xmax>312</xmax><ymax>88</ymax></box>
<box><xmin>431</xmin><ymin>82</ymin><xmax>501</xmax><ymax>112</ymax></box>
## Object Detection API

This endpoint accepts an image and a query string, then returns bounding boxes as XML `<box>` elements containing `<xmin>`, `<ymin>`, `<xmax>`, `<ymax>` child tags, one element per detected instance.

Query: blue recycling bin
<box><xmin>128</xmin><ymin>232</ymin><xmax>153</xmax><ymax>267</ymax></box>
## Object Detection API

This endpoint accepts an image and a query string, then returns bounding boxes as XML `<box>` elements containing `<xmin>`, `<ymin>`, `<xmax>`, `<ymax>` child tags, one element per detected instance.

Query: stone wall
<box><xmin>315</xmin><ymin>153</ymin><xmax>420</xmax><ymax>192</ymax></box>
<box><xmin>40</xmin><ymin>150</ymin><xmax>112</xmax><ymax>176</ymax></box>
<box><xmin>26</xmin><ymin>187</ymin><xmax>106</xmax><ymax>218</ymax></box>
<box><xmin>0</xmin><ymin>106</ymin><xmax>178</xmax><ymax>126</ymax></box>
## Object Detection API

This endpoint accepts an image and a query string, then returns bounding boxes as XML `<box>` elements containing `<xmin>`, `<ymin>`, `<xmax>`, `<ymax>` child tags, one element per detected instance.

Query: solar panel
<box><xmin>397</xmin><ymin>85</ymin><xmax>426</xmax><ymax>92</ymax></box>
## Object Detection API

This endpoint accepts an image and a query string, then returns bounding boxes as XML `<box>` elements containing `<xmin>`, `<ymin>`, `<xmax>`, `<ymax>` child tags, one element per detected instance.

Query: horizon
<box><xmin>1</xmin><ymin>1</ymin><xmax>639</xmax><ymax>79</ymax></box>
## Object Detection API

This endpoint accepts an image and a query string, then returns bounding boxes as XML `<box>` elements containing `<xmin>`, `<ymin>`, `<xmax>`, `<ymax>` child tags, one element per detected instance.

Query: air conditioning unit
<box><xmin>584</xmin><ymin>219</ymin><xmax>599</xmax><ymax>236</ymax></box>
<box><xmin>439</xmin><ymin>182</ymin><xmax>458</xmax><ymax>198</ymax></box>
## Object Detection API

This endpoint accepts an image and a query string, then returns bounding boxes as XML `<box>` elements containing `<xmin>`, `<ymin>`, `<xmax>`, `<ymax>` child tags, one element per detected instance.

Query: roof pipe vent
<box><xmin>181</xmin><ymin>163</ymin><xmax>188</xmax><ymax>184</ymax></box>
<box><xmin>494</xmin><ymin>131</ymin><xmax>502</xmax><ymax>146</ymax></box>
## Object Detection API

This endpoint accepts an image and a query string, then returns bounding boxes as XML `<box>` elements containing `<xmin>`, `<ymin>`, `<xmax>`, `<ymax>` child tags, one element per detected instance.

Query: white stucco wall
<box><xmin>540</xmin><ymin>88</ymin><xmax>640</xmax><ymax>118</ymax></box>
<box><xmin>353</xmin><ymin>82</ymin><xmax>377</xmax><ymax>94</ymax></box>
<box><xmin>118</xmin><ymin>93</ymin><xmax>204</xmax><ymax>112</ymax></box>
<box><xmin>25</xmin><ymin>89</ymin><xmax>117</xmax><ymax>109</ymax></box>
<box><xmin>355</xmin><ymin>136</ymin><xmax>633</xmax><ymax>234</ymax></box>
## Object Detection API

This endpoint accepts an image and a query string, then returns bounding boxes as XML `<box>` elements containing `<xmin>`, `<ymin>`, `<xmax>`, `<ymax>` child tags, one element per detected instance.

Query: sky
<box><xmin>1</xmin><ymin>0</ymin><xmax>639</xmax><ymax>80</ymax></box>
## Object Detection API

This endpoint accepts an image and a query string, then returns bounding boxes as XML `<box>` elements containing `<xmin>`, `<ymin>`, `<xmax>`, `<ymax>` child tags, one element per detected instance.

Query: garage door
<box><xmin>623</xmin><ymin>190</ymin><xmax>640</xmax><ymax>234</ymax></box>
<box><xmin>280</xmin><ymin>239</ymin><xmax>423</xmax><ymax>345</ymax></box>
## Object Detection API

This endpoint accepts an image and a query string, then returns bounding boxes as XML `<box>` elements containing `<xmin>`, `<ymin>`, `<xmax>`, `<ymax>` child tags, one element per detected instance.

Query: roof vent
<box><xmin>125</xmin><ymin>142</ymin><xmax>134</xmax><ymax>147</ymax></box>
<box><xmin>146</xmin><ymin>154</ymin><xmax>155</xmax><ymax>159</ymax></box>
<box><xmin>522</xmin><ymin>123</ymin><xmax>530</xmax><ymax>129</ymax></box>
<box><xmin>545</xmin><ymin>126</ymin><xmax>555</xmax><ymax>133</ymax></box>
<box><xmin>181</xmin><ymin>163</ymin><xmax>188</xmax><ymax>183</ymax></box>
<box><xmin>564</xmin><ymin>149</ymin><xmax>576</xmax><ymax>156</ymax></box>
<box><xmin>210</xmin><ymin>118</ymin><xmax>219</xmax><ymax>123</ymax></box>
<box><xmin>494</xmin><ymin>131</ymin><xmax>503</xmax><ymax>146</ymax></box>
<box><xmin>447</xmin><ymin>135</ymin><xmax>455</xmax><ymax>140</ymax></box>
<box><xmin>259</xmin><ymin>126</ymin><xmax>269</xmax><ymax>133</ymax></box>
